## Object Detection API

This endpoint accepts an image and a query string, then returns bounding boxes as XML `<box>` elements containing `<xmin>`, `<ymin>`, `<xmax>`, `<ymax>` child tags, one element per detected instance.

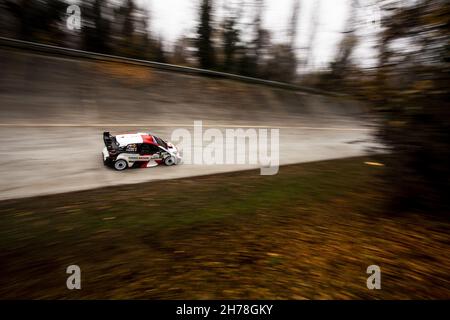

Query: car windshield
<box><xmin>153</xmin><ymin>136</ymin><xmax>168</xmax><ymax>149</ymax></box>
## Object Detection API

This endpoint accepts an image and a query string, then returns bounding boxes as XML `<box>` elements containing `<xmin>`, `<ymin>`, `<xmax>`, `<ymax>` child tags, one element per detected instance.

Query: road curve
<box><xmin>0</xmin><ymin>48</ymin><xmax>380</xmax><ymax>200</ymax></box>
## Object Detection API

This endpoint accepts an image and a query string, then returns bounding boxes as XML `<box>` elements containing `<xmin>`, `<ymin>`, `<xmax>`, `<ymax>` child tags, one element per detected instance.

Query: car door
<box><xmin>140</xmin><ymin>143</ymin><xmax>161</xmax><ymax>160</ymax></box>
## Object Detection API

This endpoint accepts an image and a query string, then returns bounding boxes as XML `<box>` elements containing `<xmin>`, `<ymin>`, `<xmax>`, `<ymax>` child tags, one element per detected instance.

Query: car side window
<box><xmin>140</xmin><ymin>143</ymin><xmax>160</xmax><ymax>155</ymax></box>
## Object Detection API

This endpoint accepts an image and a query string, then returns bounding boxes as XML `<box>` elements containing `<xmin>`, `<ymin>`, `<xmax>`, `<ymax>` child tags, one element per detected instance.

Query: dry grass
<box><xmin>0</xmin><ymin>156</ymin><xmax>448</xmax><ymax>299</ymax></box>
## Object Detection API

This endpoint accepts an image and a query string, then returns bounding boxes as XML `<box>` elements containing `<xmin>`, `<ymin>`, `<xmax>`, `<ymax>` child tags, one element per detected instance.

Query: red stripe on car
<box><xmin>141</xmin><ymin>135</ymin><xmax>156</xmax><ymax>145</ymax></box>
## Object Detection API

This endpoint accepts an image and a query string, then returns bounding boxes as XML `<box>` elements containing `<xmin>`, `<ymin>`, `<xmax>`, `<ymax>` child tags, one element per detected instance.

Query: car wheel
<box><xmin>164</xmin><ymin>156</ymin><xmax>176</xmax><ymax>166</ymax></box>
<box><xmin>114</xmin><ymin>159</ymin><xmax>128</xmax><ymax>171</ymax></box>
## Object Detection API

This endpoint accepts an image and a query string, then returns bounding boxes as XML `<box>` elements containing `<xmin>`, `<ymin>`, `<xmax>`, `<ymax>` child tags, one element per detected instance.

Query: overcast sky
<box><xmin>68</xmin><ymin>0</ymin><xmax>381</xmax><ymax>70</ymax></box>
<box><xmin>137</xmin><ymin>0</ymin><xmax>380</xmax><ymax>70</ymax></box>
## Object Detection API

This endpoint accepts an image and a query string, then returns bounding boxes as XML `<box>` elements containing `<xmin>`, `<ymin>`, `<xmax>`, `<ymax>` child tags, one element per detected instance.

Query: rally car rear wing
<box><xmin>103</xmin><ymin>132</ymin><xmax>119</xmax><ymax>152</ymax></box>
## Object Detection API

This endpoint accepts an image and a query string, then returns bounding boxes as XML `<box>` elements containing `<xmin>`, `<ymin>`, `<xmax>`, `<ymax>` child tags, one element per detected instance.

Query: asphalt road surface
<box><xmin>0</xmin><ymin>47</ymin><xmax>380</xmax><ymax>200</ymax></box>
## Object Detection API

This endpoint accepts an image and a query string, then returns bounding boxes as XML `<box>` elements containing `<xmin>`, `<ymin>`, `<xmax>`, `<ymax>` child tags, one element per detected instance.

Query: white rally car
<box><xmin>102</xmin><ymin>132</ymin><xmax>182</xmax><ymax>171</ymax></box>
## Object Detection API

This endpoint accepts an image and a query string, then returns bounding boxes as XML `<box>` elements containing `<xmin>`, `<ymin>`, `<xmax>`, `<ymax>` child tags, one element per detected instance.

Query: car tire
<box><xmin>164</xmin><ymin>156</ymin><xmax>176</xmax><ymax>166</ymax></box>
<box><xmin>114</xmin><ymin>159</ymin><xmax>128</xmax><ymax>171</ymax></box>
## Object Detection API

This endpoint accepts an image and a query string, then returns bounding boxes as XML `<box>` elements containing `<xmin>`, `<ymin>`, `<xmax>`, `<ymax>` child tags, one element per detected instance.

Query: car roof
<box><xmin>115</xmin><ymin>133</ymin><xmax>157</xmax><ymax>147</ymax></box>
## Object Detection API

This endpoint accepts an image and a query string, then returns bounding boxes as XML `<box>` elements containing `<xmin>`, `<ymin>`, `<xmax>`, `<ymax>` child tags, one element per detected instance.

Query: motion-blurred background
<box><xmin>0</xmin><ymin>0</ymin><xmax>448</xmax><ymax>299</ymax></box>
<box><xmin>1</xmin><ymin>0</ymin><xmax>448</xmax><ymax>212</ymax></box>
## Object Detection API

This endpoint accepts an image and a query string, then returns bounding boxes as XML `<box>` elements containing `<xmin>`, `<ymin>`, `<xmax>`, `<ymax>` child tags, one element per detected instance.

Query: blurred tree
<box><xmin>329</xmin><ymin>34</ymin><xmax>357</xmax><ymax>80</ymax></box>
<box><xmin>80</xmin><ymin>0</ymin><xmax>112</xmax><ymax>53</ymax></box>
<box><xmin>116</xmin><ymin>0</ymin><xmax>135</xmax><ymax>48</ymax></box>
<box><xmin>328</xmin><ymin>0</ymin><xmax>359</xmax><ymax>86</ymax></box>
<box><xmin>171</xmin><ymin>36</ymin><xmax>191</xmax><ymax>65</ymax></box>
<box><xmin>151</xmin><ymin>37</ymin><xmax>167</xmax><ymax>63</ymax></box>
<box><xmin>374</xmin><ymin>0</ymin><xmax>450</xmax><ymax>213</ymax></box>
<box><xmin>236</xmin><ymin>0</ymin><xmax>267</xmax><ymax>77</ymax></box>
<box><xmin>222</xmin><ymin>14</ymin><xmax>240</xmax><ymax>72</ymax></box>
<box><xmin>288</xmin><ymin>0</ymin><xmax>300</xmax><ymax>48</ymax></box>
<box><xmin>303</xmin><ymin>0</ymin><xmax>321</xmax><ymax>71</ymax></box>
<box><xmin>249</xmin><ymin>0</ymin><xmax>264</xmax><ymax>73</ymax></box>
<box><xmin>258</xmin><ymin>0</ymin><xmax>299</xmax><ymax>82</ymax></box>
<box><xmin>122</xmin><ymin>0</ymin><xmax>134</xmax><ymax>39</ymax></box>
<box><xmin>131</xmin><ymin>8</ymin><xmax>151</xmax><ymax>58</ymax></box>
<box><xmin>264</xmin><ymin>43</ymin><xmax>297</xmax><ymax>82</ymax></box>
<box><xmin>3</xmin><ymin>0</ymin><xmax>66</xmax><ymax>43</ymax></box>
<box><xmin>113</xmin><ymin>1</ymin><xmax>143</xmax><ymax>58</ymax></box>
<box><xmin>307</xmin><ymin>0</ymin><xmax>449</xmax><ymax>214</ymax></box>
<box><xmin>196</xmin><ymin>0</ymin><xmax>216</xmax><ymax>69</ymax></box>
